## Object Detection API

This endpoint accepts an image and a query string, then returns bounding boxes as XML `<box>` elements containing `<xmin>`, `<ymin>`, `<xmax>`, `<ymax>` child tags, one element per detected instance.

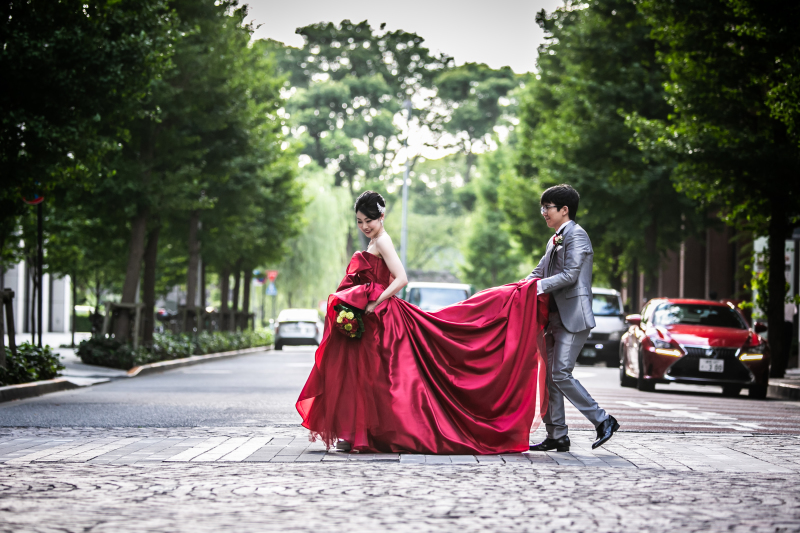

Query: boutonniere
<box><xmin>553</xmin><ymin>234</ymin><xmax>564</xmax><ymax>246</ymax></box>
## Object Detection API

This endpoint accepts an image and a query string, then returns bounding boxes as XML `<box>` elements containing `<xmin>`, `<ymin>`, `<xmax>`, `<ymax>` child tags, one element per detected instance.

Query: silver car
<box><xmin>274</xmin><ymin>309</ymin><xmax>323</xmax><ymax>350</ymax></box>
<box><xmin>402</xmin><ymin>282</ymin><xmax>472</xmax><ymax>312</ymax></box>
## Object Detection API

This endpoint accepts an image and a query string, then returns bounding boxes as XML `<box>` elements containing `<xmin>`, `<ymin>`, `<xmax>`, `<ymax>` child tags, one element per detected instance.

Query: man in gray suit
<box><xmin>525</xmin><ymin>184</ymin><xmax>619</xmax><ymax>451</ymax></box>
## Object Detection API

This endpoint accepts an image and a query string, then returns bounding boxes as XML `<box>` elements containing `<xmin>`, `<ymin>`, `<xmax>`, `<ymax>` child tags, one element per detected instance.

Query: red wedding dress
<box><xmin>296</xmin><ymin>251</ymin><xmax>550</xmax><ymax>454</ymax></box>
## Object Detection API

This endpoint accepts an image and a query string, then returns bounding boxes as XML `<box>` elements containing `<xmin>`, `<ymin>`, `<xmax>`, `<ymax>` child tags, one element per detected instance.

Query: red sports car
<box><xmin>620</xmin><ymin>299</ymin><xmax>770</xmax><ymax>398</ymax></box>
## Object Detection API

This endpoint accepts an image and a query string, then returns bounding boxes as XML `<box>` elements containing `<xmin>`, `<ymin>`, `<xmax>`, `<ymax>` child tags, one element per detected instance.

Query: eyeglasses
<box><xmin>540</xmin><ymin>204</ymin><xmax>562</xmax><ymax>214</ymax></box>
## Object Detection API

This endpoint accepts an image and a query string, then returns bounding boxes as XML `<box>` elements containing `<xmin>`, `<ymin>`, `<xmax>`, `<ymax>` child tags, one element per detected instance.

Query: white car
<box><xmin>274</xmin><ymin>309</ymin><xmax>323</xmax><ymax>350</ymax></box>
<box><xmin>402</xmin><ymin>282</ymin><xmax>472</xmax><ymax>312</ymax></box>
<box><xmin>577</xmin><ymin>287</ymin><xmax>627</xmax><ymax>367</ymax></box>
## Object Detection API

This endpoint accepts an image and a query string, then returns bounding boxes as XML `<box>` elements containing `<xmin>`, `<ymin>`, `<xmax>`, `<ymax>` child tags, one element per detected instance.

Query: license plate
<box><xmin>581</xmin><ymin>348</ymin><xmax>597</xmax><ymax>358</ymax></box>
<box><xmin>699</xmin><ymin>358</ymin><xmax>724</xmax><ymax>373</ymax></box>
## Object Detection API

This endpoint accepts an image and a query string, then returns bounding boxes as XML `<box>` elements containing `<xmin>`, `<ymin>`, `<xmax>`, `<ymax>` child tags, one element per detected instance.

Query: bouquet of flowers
<box><xmin>333</xmin><ymin>303</ymin><xmax>365</xmax><ymax>339</ymax></box>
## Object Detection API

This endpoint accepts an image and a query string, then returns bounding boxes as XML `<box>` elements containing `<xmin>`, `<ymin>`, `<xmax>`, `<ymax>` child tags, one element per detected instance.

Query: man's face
<box><xmin>540</xmin><ymin>203</ymin><xmax>569</xmax><ymax>230</ymax></box>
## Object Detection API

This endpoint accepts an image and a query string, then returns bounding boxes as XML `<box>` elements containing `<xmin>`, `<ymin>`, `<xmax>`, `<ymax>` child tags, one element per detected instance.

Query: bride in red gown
<box><xmin>296</xmin><ymin>191</ymin><xmax>549</xmax><ymax>454</ymax></box>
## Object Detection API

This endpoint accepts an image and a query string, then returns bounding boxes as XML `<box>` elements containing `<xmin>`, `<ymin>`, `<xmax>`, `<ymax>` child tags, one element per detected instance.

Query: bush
<box><xmin>0</xmin><ymin>343</ymin><xmax>65</xmax><ymax>386</ymax></box>
<box><xmin>77</xmin><ymin>330</ymin><xmax>274</xmax><ymax>370</ymax></box>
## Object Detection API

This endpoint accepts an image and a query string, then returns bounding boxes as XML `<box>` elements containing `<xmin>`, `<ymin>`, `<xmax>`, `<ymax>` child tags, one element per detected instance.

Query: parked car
<box><xmin>274</xmin><ymin>308</ymin><xmax>323</xmax><ymax>350</ymax></box>
<box><xmin>620</xmin><ymin>298</ymin><xmax>770</xmax><ymax>398</ymax></box>
<box><xmin>401</xmin><ymin>282</ymin><xmax>472</xmax><ymax>312</ymax></box>
<box><xmin>577</xmin><ymin>288</ymin><xmax>627</xmax><ymax>367</ymax></box>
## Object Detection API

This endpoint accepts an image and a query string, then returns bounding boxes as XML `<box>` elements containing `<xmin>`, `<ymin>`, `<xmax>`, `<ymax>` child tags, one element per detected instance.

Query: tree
<box><xmin>633</xmin><ymin>0</ymin><xmax>800</xmax><ymax>376</ymax></box>
<box><xmin>461</xmin><ymin>144</ymin><xmax>527</xmax><ymax>290</ymax></box>
<box><xmin>0</xmin><ymin>0</ymin><xmax>175</xmax><ymax>264</ymax></box>
<box><xmin>434</xmin><ymin>63</ymin><xmax>522</xmax><ymax>183</ymax></box>
<box><xmin>270</xmin><ymin>165</ymin><xmax>351</xmax><ymax>310</ymax></box>
<box><xmin>508</xmin><ymin>0</ymin><xmax>703</xmax><ymax>294</ymax></box>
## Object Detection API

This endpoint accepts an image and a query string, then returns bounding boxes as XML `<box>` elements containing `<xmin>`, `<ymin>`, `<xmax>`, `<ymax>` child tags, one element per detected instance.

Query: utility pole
<box><xmin>400</xmin><ymin>99</ymin><xmax>412</xmax><ymax>270</ymax></box>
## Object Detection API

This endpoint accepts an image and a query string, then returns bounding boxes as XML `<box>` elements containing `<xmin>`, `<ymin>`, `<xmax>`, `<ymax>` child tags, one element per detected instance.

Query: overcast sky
<box><xmin>245</xmin><ymin>0</ymin><xmax>566</xmax><ymax>74</ymax></box>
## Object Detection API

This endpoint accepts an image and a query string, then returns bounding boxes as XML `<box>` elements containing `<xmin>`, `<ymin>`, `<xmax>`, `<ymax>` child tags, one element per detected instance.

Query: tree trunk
<box><xmin>185</xmin><ymin>211</ymin><xmax>200</xmax><ymax>333</ymax></box>
<box><xmin>242</xmin><ymin>271</ymin><xmax>251</xmax><ymax>331</ymax></box>
<box><xmin>200</xmin><ymin>261</ymin><xmax>206</xmax><ymax>310</ymax></box>
<box><xmin>185</xmin><ymin>211</ymin><xmax>200</xmax><ymax>311</ymax></box>
<box><xmin>141</xmin><ymin>224</ymin><xmax>160</xmax><ymax>346</ymax></box>
<box><xmin>231</xmin><ymin>261</ymin><xmax>242</xmax><ymax>331</ymax></box>
<box><xmin>767</xmin><ymin>213</ymin><xmax>789</xmax><ymax>378</ymax></box>
<box><xmin>464</xmin><ymin>151</ymin><xmax>477</xmax><ymax>183</ymax></box>
<box><xmin>114</xmin><ymin>208</ymin><xmax>149</xmax><ymax>341</ymax></box>
<box><xmin>232</xmin><ymin>266</ymin><xmax>242</xmax><ymax>312</ymax></box>
<box><xmin>219</xmin><ymin>267</ymin><xmax>230</xmax><ymax>329</ymax></box>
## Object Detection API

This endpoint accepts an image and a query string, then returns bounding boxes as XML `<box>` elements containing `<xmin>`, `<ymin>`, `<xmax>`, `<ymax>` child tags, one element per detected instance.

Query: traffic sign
<box><xmin>266</xmin><ymin>282</ymin><xmax>277</xmax><ymax>296</ymax></box>
<box><xmin>267</xmin><ymin>270</ymin><xmax>278</xmax><ymax>282</ymax></box>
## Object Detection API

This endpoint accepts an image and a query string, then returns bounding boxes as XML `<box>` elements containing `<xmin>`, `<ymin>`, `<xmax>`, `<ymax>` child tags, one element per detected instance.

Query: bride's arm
<box><xmin>365</xmin><ymin>235</ymin><xmax>408</xmax><ymax>314</ymax></box>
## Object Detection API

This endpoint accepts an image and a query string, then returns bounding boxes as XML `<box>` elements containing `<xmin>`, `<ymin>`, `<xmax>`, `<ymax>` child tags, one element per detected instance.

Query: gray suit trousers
<box><xmin>543</xmin><ymin>311</ymin><xmax>608</xmax><ymax>439</ymax></box>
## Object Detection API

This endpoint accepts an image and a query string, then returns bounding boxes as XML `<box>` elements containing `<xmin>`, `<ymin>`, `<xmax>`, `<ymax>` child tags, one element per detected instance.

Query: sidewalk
<box><xmin>1</xmin><ymin>426</ymin><xmax>798</xmax><ymax>473</ymax></box>
<box><xmin>770</xmin><ymin>368</ymin><xmax>800</xmax><ymax>400</ymax></box>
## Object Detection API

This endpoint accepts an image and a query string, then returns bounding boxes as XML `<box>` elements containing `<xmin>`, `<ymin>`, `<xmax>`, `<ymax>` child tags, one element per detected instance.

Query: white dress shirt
<box><xmin>537</xmin><ymin>220</ymin><xmax>574</xmax><ymax>295</ymax></box>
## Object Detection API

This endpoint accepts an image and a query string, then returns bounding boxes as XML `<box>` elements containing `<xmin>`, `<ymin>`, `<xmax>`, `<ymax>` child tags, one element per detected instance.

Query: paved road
<box><xmin>2</xmin><ymin>347</ymin><xmax>799</xmax><ymax>434</ymax></box>
<box><xmin>1</xmin><ymin>346</ymin><xmax>799</xmax><ymax>532</ymax></box>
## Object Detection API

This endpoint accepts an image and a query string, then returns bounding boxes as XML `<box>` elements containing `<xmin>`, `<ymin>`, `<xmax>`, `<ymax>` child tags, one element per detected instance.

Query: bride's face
<box><xmin>356</xmin><ymin>210</ymin><xmax>384</xmax><ymax>238</ymax></box>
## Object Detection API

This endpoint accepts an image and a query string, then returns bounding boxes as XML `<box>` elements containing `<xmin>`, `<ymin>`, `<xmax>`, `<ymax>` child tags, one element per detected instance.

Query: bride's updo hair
<box><xmin>354</xmin><ymin>190</ymin><xmax>386</xmax><ymax>220</ymax></box>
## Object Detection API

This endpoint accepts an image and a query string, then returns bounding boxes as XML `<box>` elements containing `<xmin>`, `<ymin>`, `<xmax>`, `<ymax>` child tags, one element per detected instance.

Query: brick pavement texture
<box><xmin>1</xmin><ymin>427</ymin><xmax>799</xmax><ymax>532</ymax></box>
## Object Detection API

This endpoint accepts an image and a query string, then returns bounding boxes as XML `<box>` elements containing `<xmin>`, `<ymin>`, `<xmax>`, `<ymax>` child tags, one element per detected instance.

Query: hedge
<box><xmin>0</xmin><ymin>343</ymin><xmax>65</xmax><ymax>386</ymax></box>
<box><xmin>77</xmin><ymin>330</ymin><xmax>273</xmax><ymax>370</ymax></box>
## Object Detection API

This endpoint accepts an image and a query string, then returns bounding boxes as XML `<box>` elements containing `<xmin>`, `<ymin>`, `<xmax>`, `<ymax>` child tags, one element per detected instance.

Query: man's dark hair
<box><xmin>540</xmin><ymin>184</ymin><xmax>580</xmax><ymax>220</ymax></box>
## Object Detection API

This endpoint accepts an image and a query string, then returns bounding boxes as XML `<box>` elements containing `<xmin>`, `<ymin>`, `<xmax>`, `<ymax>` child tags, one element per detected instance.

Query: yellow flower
<box><xmin>344</xmin><ymin>323</ymin><xmax>353</xmax><ymax>331</ymax></box>
<box><xmin>350</xmin><ymin>333</ymin><xmax>356</xmax><ymax>338</ymax></box>
<box><xmin>339</xmin><ymin>310</ymin><xmax>346</xmax><ymax>318</ymax></box>
<box><xmin>336</xmin><ymin>317</ymin><xmax>343</xmax><ymax>323</ymax></box>
<box><xmin>346</xmin><ymin>312</ymin><xmax>355</xmax><ymax>320</ymax></box>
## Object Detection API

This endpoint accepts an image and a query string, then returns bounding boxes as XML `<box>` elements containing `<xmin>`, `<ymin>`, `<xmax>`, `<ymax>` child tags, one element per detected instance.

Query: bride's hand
<box><xmin>365</xmin><ymin>301</ymin><xmax>379</xmax><ymax>314</ymax></box>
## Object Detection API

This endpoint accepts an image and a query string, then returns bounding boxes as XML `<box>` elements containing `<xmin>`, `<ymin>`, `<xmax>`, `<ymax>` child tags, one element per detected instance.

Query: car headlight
<box><xmin>608</xmin><ymin>331</ymin><xmax>622</xmax><ymax>341</ymax></box>
<box><xmin>650</xmin><ymin>336</ymin><xmax>682</xmax><ymax>357</ymax></box>
<box><xmin>739</xmin><ymin>344</ymin><xmax>765</xmax><ymax>361</ymax></box>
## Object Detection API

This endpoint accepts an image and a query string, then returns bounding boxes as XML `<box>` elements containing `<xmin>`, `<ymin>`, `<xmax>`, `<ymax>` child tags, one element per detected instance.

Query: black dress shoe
<box><xmin>529</xmin><ymin>436</ymin><xmax>570</xmax><ymax>452</ymax></box>
<box><xmin>592</xmin><ymin>415</ymin><xmax>620</xmax><ymax>449</ymax></box>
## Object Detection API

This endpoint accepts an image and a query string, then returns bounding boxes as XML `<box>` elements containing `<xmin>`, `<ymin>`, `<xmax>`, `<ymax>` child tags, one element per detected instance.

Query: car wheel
<box><xmin>619</xmin><ymin>347</ymin><xmax>636</xmax><ymax>388</ymax></box>
<box><xmin>636</xmin><ymin>353</ymin><xmax>655</xmax><ymax>392</ymax></box>
<box><xmin>749</xmin><ymin>384</ymin><xmax>768</xmax><ymax>399</ymax></box>
<box><xmin>721</xmin><ymin>385</ymin><xmax>742</xmax><ymax>397</ymax></box>
<box><xmin>274</xmin><ymin>342</ymin><xmax>283</xmax><ymax>351</ymax></box>
<box><xmin>605</xmin><ymin>354</ymin><xmax>618</xmax><ymax>368</ymax></box>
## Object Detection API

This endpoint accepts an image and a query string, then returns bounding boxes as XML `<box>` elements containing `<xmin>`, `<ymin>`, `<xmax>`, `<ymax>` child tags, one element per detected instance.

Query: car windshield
<box><xmin>651</xmin><ymin>304</ymin><xmax>747</xmax><ymax>329</ymax></box>
<box><xmin>278</xmin><ymin>309</ymin><xmax>319</xmax><ymax>323</ymax></box>
<box><xmin>592</xmin><ymin>293</ymin><xmax>622</xmax><ymax>316</ymax></box>
<box><xmin>408</xmin><ymin>288</ymin><xmax>468</xmax><ymax>311</ymax></box>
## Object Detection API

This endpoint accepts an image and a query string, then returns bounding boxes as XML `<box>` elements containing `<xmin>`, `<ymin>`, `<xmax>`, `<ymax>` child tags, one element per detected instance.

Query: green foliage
<box><xmin>270</xmin><ymin>165</ymin><xmax>350</xmax><ymax>310</ymax></box>
<box><xmin>511</xmin><ymin>0</ymin><xmax>704</xmax><ymax>289</ymax></box>
<box><xmin>77</xmin><ymin>330</ymin><xmax>274</xmax><ymax>370</ymax></box>
<box><xmin>0</xmin><ymin>0</ymin><xmax>176</xmax><ymax>265</ymax></box>
<box><xmin>273</xmin><ymin>20</ymin><xmax>452</xmax><ymax>192</ymax></box>
<box><xmin>0</xmin><ymin>343</ymin><xmax>64</xmax><ymax>386</ymax></box>
<box><xmin>461</xmin><ymin>144</ymin><xmax>527</xmax><ymax>290</ymax></box>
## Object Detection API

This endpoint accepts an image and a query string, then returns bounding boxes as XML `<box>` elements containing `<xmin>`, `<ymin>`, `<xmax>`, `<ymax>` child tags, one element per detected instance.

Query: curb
<box><xmin>127</xmin><ymin>346</ymin><xmax>271</xmax><ymax>377</ymax></box>
<box><xmin>0</xmin><ymin>378</ymin><xmax>79</xmax><ymax>403</ymax></box>
<box><xmin>0</xmin><ymin>345</ymin><xmax>272</xmax><ymax>403</ymax></box>
<box><xmin>768</xmin><ymin>382</ymin><xmax>800</xmax><ymax>401</ymax></box>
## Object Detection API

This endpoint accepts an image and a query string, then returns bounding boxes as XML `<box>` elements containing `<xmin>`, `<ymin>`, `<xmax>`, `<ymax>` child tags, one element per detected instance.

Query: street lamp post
<box><xmin>400</xmin><ymin>100</ymin><xmax>412</xmax><ymax>270</ymax></box>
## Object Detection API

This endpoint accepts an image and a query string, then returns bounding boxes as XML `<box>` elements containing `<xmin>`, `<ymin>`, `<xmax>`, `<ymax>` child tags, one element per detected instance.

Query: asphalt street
<box><xmin>1</xmin><ymin>346</ymin><xmax>798</xmax><ymax>434</ymax></box>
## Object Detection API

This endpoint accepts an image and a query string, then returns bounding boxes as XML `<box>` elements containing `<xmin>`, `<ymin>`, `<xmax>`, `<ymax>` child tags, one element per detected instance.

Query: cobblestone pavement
<box><xmin>1</xmin><ymin>445</ymin><xmax>799</xmax><ymax>532</ymax></box>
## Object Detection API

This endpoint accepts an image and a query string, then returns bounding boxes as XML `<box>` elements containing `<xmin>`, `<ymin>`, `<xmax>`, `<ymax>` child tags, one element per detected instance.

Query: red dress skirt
<box><xmin>296</xmin><ymin>251</ymin><xmax>549</xmax><ymax>454</ymax></box>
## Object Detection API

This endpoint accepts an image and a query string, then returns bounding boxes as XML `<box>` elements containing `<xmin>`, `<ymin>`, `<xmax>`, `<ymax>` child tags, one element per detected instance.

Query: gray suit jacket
<box><xmin>526</xmin><ymin>221</ymin><xmax>596</xmax><ymax>333</ymax></box>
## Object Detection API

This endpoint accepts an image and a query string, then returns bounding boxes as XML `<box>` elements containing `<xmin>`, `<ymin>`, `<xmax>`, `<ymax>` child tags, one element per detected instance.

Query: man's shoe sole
<box><xmin>528</xmin><ymin>446</ymin><xmax>569</xmax><ymax>452</ymax></box>
<box><xmin>591</xmin><ymin>420</ymin><xmax>620</xmax><ymax>449</ymax></box>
